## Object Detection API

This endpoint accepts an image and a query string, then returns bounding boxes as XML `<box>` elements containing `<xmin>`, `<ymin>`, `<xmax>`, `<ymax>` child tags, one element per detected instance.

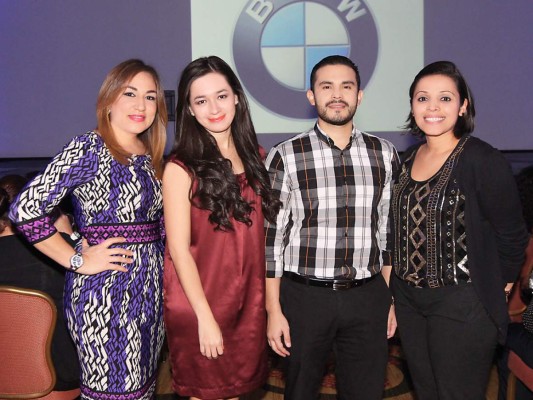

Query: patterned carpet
<box><xmin>155</xmin><ymin>336</ymin><xmax>500</xmax><ymax>399</ymax></box>
<box><xmin>156</xmin><ymin>337</ymin><xmax>417</xmax><ymax>400</ymax></box>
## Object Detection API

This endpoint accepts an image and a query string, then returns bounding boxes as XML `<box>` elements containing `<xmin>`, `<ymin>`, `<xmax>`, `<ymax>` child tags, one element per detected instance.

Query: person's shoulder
<box><xmin>357</xmin><ymin>130</ymin><xmax>397</xmax><ymax>153</ymax></box>
<box><xmin>63</xmin><ymin>131</ymin><xmax>104</xmax><ymax>152</ymax></box>
<box><xmin>458</xmin><ymin>135</ymin><xmax>510</xmax><ymax>179</ymax></box>
<box><xmin>165</xmin><ymin>156</ymin><xmax>191</xmax><ymax>175</ymax></box>
<box><xmin>464</xmin><ymin>135</ymin><xmax>498</xmax><ymax>153</ymax></box>
<box><xmin>270</xmin><ymin>127</ymin><xmax>315</xmax><ymax>151</ymax></box>
<box><xmin>400</xmin><ymin>141</ymin><xmax>423</xmax><ymax>162</ymax></box>
<box><xmin>462</xmin><ymin>135</ymin><xmax>504</xmax><ymax>161</ymax></box>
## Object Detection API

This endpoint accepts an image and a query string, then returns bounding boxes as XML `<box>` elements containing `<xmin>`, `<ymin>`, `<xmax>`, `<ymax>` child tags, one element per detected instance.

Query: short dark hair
<box><xmin>405</xmin><ymin>61</ymin><xmax>475</xmax><ymax>138</ymax></box>
<box><xmin>309</xmin><ymin>55</ymin><xmax>360</xmax><ymax>91</ymax></box>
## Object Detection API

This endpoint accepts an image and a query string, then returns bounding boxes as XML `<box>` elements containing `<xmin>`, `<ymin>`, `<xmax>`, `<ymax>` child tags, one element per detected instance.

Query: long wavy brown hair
<box><xmin>96</xmin><ymin>59</ymin><xmax>167</xmax><ymax>178</ymax></box>
<box><xmin>170</xmin><ymin>56</ymin><xmax>280</xmax><ymax>231</ymax></box>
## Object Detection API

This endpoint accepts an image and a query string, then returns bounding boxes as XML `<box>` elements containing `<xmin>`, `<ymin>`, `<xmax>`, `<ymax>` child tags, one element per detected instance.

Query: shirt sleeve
<box><xmin>476</xmin><ymin>148</ymin><xmax>529</xmax><ymax>282</ymax></box>
<box><xmin>9</xmin><ymin>134</ymin><xmax>100</xmax><ymax>244</ymax></box>
<box><xmin>264</xmin><ymin>146</ymin><xmax>292</xmax><ymax>278</ymax></box>
<box><xmin>379</xmin><ymin>142</ymin><xmax>400</xmax><ymax>266</ymax></box>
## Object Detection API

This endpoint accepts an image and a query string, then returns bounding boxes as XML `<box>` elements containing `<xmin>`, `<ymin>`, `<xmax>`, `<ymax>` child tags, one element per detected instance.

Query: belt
<box><xmin>283</xmin><ymin>271</ymin><xmax>378</xmax><ymax>291</ymax></box>
<box><xmin>81</xmin><ymin>221</ymin><xmax>162</xmax><ymax>245</ymax></box>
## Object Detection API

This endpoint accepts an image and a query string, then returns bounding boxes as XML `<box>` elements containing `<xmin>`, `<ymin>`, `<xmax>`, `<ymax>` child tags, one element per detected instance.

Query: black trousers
<box><xmin>392</xmin><ymin>275</ymin><xmax>498</xmax><ymax>400</ymax></box>
<box><xmin>280</xmin><ymin>273</ymin><xmax>392</xmax><ymax>400</ymax></box>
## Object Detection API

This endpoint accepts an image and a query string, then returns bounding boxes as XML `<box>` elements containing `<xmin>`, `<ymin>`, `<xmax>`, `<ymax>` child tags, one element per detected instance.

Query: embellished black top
<box><xmin>392</xmin><ymin>136</ymin><xmax>471</xmax><ymax>288</ymax></box>
<box><xmin>393</xmin><ymin>135</ymin><xmax>528</xmax><ymax>342</ymax></box>
<box><xmin>392</xmin><ymin>137</ymin><xmax>470</xmax><ymax>288</ymax></box>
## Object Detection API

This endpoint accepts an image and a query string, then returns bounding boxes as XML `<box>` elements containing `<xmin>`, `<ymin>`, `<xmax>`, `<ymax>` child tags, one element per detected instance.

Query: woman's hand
<box><xmin>78</xmin><ymin>237</ymin><xmax>133</xmax><ymax>275</ymax></box>
<box><xmin>387</xmin><ymin>303</ymin><xmax>397</xmax><ymax>338</ymax></box>
<box><xmin>198</xmin><ymin>316</ymin><xmax>224</xmax><ymax>359</ymax></box>
<box><xmin>504</xmin><ymin>282</ymin><xmax>514</xmax><ymax>302</ymax></box>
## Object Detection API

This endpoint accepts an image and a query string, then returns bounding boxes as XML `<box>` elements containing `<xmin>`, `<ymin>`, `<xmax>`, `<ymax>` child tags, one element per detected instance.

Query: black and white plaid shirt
<box><xmin>265</xmin><ymin>124</ymin><xmax>399</xmax><ymax>279</ymax></box>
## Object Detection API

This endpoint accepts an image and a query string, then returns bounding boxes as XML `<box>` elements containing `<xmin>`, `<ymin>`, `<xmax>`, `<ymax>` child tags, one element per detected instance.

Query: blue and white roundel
<box><xmin>261</xmin><ymin>2</ymin><xmax>349</xmax><ymax>90</ymax></box>
<box><xmin>233</xmin><ymin>0</ymin><xmax>378</xmax><ymax>119</ymax></box>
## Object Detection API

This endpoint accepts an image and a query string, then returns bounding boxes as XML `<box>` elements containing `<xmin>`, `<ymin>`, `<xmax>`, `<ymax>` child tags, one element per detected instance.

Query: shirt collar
<box><xmin>313</xmin><ymin>122</ymin><xmax>359</xmax><ymax>149</ymax></box>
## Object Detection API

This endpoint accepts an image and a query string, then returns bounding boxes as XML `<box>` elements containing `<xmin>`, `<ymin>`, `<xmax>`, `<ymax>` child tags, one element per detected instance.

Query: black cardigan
<box><xmin>401</xmin><ymin>136</ymin><xmax>529</xmax><ymax>344</ymax></box>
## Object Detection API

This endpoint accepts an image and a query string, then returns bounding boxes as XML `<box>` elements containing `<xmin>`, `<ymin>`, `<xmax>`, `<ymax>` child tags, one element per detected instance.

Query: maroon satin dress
<box><xmin>163</xmin><ymin>160</ymin><xmax>268</xmax><ymax>399</ymax></box>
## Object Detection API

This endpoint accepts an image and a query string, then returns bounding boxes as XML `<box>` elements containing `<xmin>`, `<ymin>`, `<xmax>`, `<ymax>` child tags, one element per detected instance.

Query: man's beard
<box><xmin>317</xmin><ymin>100</ymin><xmax>357</xmax><ymax>126</ymax></box>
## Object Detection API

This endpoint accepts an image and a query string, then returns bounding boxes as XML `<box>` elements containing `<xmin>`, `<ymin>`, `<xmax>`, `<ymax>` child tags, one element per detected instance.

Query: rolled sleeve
<box><xmin>379</xmin><ymin>144</ymin><xmax>399</xmax><ymax>265</ymax></box>
<box><xmin>265</xmin><ymin>147</ymin><xmax>291</xmax><ymax>278</ymax></box>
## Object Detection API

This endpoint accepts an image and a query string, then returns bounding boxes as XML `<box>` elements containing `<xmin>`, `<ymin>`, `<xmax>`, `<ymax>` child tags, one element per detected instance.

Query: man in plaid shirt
<box><xmin>265</xmin><ymin>55</ymin><xmax>399</xmax><ymax>400</ymax></box>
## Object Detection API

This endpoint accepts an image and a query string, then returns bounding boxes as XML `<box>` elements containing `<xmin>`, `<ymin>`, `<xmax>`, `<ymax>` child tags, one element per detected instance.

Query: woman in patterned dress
<box><xmin>390</xmin><ymin>61</ymin><xmax>529</xmax><ymax>399</ymax></box>
<box><xmin>162</xmin><ymin>56</ymin><xmax>280</xmax><ymax>399</ymax></box>
<box><xmin>10</xmin><ymin>59</ymin><xmax>167</xmax><ymax>399</ymax></box>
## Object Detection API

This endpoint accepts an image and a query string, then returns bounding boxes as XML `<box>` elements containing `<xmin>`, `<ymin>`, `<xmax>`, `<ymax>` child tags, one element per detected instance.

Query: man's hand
<box><xmin>267</xmin><ymin>310</ymin><xmax>291</xmax><ymax>357</ymax></box>
<box><xmin>387</xmin><ymin>303</ymin><xmax>397</xmax><ymax>339</ymax></box>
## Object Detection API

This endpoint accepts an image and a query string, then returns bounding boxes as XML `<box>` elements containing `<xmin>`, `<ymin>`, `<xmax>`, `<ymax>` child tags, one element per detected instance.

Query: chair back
<box><xmin>507</xmin><ymin>350</ymin><xmax>533</xmax><ymax>399</ymax></box>
<box><xmin>0</xmin><ymin>286</ymin><xmax>56</xmax><ymax>399</ymax></box>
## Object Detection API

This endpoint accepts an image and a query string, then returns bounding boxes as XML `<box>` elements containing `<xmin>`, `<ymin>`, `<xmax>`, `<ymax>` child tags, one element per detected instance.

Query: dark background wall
<box><xmin>1</xmin><ymin>1</ymin><xmax>532</xmax><ymax>173</ymax></box>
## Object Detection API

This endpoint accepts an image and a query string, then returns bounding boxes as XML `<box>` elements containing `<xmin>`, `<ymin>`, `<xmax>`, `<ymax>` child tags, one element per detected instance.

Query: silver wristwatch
<box><xmin>69</xmin><ymin>252</ymin><xmax>84</xmax><ymax>272</ymax></box>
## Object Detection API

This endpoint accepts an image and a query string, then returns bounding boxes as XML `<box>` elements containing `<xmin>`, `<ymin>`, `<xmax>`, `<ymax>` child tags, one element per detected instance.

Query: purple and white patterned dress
<box><xmin>10</xmin><ymin>132</ymin><xmax>165</xmax><ymax>400</ymax></box>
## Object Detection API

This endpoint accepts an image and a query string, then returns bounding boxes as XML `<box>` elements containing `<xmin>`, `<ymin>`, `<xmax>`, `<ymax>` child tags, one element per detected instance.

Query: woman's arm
<box><xmin>10</xmin><ymin>134</ymin><xmax>132</xmax><ymax>275</ymax></box>
<box><xmin>163</xmin><ymin>162</ymin><xmax>223</xmax><ymax>359</ymax></box>
<box><xmin>34</xmin><ymin>232</ymin><xmax>132</xmax><ymax>275</ymax></box>
<box><xmin>476</xmin><ymin>147</ymin><xmax>529</xmax><ymax>283</ymax></box>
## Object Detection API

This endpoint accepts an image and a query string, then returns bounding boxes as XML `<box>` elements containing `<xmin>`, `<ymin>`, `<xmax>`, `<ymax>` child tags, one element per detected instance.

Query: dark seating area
<box><xmin>2</xmin><ymin>151</ymin><xmax>532</xmax><ymax>178</ymax></box>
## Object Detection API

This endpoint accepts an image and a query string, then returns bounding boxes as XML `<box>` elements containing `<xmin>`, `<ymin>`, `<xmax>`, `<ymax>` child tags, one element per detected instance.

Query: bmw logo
<box><xmin>233</xmin><ymin>0</ymin><xmax>379</xmax><ymax>119</ymax></box>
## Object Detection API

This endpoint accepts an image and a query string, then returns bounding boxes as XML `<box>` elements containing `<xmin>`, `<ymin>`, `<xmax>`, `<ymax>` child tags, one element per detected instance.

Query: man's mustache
<box><xmin>325</xmin><ymin>100</ymin><xmax>349</xmax><ymax>107</ymax></box>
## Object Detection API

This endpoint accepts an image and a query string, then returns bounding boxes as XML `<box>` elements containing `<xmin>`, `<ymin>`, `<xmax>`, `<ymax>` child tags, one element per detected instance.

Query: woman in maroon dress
<box><xmin>163</xmin><ymin>56</ymin><xmax>280</xmax><ymax>400</ymax></box>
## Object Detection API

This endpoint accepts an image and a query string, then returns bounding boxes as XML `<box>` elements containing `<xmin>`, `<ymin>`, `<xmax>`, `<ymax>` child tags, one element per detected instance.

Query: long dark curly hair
<box><xmin>170</xmin><ymin>56</ymin><xmax>280</xmax><ymax>231</ymax></box>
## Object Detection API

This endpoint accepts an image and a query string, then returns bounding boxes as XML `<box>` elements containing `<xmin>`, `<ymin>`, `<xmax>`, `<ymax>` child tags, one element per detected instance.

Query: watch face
<box><xmin>71</xmin><ymin>253</ymin><xmax>83</xmax><ymax>269</ymax></box>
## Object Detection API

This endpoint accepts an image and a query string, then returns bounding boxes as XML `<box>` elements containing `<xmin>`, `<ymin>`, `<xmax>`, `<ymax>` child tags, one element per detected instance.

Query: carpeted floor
<box><xmin>155</xmin><ymin>338</ymin><xmax>499</xmax><ymax>399</ymax></box>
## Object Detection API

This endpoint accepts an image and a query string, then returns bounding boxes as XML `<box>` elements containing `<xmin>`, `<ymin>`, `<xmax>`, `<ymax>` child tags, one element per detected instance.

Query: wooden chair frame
<box><xmin>0</xmin><ymin>285</ymin><xmax>57</xmax><ymax>399</ymax></box>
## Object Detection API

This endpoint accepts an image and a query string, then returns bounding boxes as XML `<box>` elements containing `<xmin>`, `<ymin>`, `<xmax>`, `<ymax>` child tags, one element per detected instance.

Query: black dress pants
<box><xmin>280</xmin><ymin>274</ymin><xmax>392</xmax><ymax>400</ymax></box>
<box><xmin>392</xmin><ymin>275</ymin><xmax>498</xmax><ymax>400</ymax></box>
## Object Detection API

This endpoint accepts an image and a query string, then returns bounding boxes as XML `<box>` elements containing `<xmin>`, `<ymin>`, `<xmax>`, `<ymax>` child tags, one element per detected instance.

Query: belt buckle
<box><xmin>332</xmin><ymin>281</ymin><xmax>352</xmax><ymax>291</ymax></box>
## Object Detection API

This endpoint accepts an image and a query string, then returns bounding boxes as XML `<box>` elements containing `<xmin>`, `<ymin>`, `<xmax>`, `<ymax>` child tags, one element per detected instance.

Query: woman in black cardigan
<box><xmin>390</xmin><ymin>61</ymin><xmax>529</xmax><ymax>400</ymax></box>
